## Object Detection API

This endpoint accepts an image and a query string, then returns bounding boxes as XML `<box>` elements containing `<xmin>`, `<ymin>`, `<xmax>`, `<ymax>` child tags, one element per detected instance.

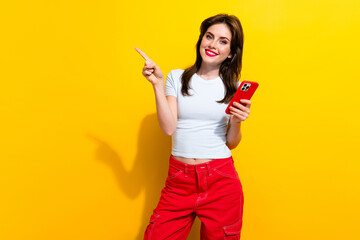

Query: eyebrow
<box><xmin>206</xmin><ymin>32</ymin><xmax>230</xmax><ymax>41</ymax></box>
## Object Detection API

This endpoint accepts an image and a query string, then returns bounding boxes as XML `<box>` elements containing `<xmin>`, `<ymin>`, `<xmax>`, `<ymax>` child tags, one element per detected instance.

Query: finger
<box><xmin>230</xmin><ymin>111</ymin><xmax>247</xmax><ymax>121</ymax></box>
<box><xmin>135</xmin><ymin>47</ymin><xmax>151</xmax><ymax>61</ymax></box>
<box><xmin>232</xmin><ymin>102</ymin><xmax>250</xmax><ymax>113</ymax></box>
<box><xmin>144</xmin><ymin>70</ymin><xmax>153</xmax><ymax>75</ymax></box>
<box><xmin>231</xmin><ymin>110</ymin><xmax>248</xmax><ymax>121</ymax></box>
<box><xmin>143</xmin><ymin>68</ymin><xmax>155</xmax><ymax>75</ymax></box>
<box><xmin>230</xmin><ymin>106</ymin><xmax>249</xmax><ymax>118</ymax></box>
<box><xmin>240</xmin><ymin>99</ymin><xmax>252</xmax><ymax>107</ymax></box>
<box><xmin>144</xmin><ymin>62</ymin><xmax>156</xmax><ymax>69</ymax></box>
<box><xmin>143</xmin><ymin>64</ymin><xmax>154</xmax><ymax>70</ymax></box>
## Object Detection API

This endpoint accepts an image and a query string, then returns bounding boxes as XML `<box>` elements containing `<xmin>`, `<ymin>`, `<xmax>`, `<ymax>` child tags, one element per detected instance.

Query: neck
<box><xmin>196</xmin><ymin>65</ymin><xmax>220</xmax><ymax>80</ymax></box>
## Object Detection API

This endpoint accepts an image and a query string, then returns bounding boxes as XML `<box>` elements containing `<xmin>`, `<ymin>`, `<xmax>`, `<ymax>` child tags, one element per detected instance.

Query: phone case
<box><xmin>225</xmin><ymin>81</ymin><xmax>259</xmax><ymax>114</ymax></box>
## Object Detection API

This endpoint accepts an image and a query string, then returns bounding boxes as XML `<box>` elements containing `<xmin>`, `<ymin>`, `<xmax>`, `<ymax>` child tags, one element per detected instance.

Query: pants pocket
<box><xmin>213</xmin><ymin>160</ymin><xmax>239</xmax><ymax>179</ymax></box>
<box><xmin>166</xmin><ymin>164</ymin><xmax>183</xmax><ymax>180</ymax></box>
<box><xmin>223</xmin><ymin>219</ymin><xmax>242</xmax><ymax>239</ymax></box>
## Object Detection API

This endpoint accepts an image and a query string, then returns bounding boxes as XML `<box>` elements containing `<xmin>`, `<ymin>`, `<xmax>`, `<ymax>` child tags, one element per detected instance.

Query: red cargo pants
<box><xmin>144</xmin><ymin>155</ymin><xmax>244</xmax><ymax>239</ymax></box>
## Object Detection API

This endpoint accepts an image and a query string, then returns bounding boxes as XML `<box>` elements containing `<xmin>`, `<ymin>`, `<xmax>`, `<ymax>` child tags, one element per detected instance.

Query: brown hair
<box><xmin>181</xmin><ymin>13</ymin><xmax>244</xmax><ymax>104</ymax></box>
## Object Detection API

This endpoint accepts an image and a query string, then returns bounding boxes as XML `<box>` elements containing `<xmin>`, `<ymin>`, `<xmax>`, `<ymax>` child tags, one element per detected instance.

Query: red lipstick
<box><xmin>205</xmin><ymin>49</ymin><xmax>218</xmax><ymax>57</ymax></box>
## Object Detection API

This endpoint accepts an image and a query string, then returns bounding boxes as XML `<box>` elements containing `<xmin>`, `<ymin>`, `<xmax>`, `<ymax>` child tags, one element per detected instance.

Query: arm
<box><xmin>226</xmin><ymin>117</ymin><xmax>242</xmax><ymax>149</ymax></box>
<box><xmin>152</xmin><ymin>82</ymin><xmax>177</xmax><ymax>136</ymax></box>
<box><xmin>226</xmin><ymin>99</ymin><xmax>252</xmax><ymax>149</ymax></box>
<box><xmin>135</xmin><ymin>47</ymin><xmax>177</xmax><ymax>135</ymax></box>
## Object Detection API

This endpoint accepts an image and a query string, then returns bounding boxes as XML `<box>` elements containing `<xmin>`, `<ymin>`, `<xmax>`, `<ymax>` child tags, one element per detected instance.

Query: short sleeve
<box><xmin>165</xmin><ymin>70</ymin><xmax>177</xmax><ymax>97</ymax></box>
<box><xmin>237</xmin><ymin>80</ymin><xmax>241</xmax><ymax>88</ymax></box>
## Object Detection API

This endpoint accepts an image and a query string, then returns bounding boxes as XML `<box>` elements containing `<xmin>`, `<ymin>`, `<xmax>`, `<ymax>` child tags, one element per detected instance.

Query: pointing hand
<box><xmin>135</xmin><ymin>47</ymin><xmax>164</xmax><ymax>85</ymax></box>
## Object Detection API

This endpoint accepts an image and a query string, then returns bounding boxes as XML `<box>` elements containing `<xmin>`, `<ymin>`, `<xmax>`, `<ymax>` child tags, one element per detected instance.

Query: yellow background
<box><xmin>1</xmin><ymin>0</ymin><xmax>359</xmax><ymax>239</ymax></box>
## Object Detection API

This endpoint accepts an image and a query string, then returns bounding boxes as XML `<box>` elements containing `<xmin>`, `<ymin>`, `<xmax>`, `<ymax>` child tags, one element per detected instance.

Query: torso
<box><xmin>167</xmin><ymin>69</ymin><xmax>232</xmax><ymax>160</ymax></box>
<box><xmin>173</xmin><ymin>155</ymin><xmax>212</xmax><ymax>165</ymax></box>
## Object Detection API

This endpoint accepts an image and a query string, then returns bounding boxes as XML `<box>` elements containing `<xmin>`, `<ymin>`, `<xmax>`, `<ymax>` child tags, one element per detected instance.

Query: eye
<box><xmin>221</xmin><ymin>40</ymin><xmax>228</xmax><ymax>44</ymax></box>
<box><xmin>206</xmin><ymin>34</ymin><xmax>212</xmax><ymax>39</ymax></box>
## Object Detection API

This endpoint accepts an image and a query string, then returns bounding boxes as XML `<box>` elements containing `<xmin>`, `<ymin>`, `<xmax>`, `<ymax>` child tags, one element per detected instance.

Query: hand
<box><xmin>229</xmin><ymin>99</ymin><xmax>251</xmax><ymax>123</ymax></box>
<box><xmin>135</xmin><ymin>47</ymin><xmax>164</xmax><ymax>85</ymax></box>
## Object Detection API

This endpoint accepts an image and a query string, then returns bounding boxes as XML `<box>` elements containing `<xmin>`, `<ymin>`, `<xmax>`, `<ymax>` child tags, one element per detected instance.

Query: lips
<box><xmin>205</xmin><ymin>49</ymin><xmax>218</xmax><ymax>57</ymax></box>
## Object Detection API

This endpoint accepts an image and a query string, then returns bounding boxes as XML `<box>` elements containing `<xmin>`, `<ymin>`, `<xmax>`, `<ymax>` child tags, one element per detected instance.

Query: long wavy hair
<box><xmin>181</xmin><ymin>13</ymin><xmax>244</xmax><ymax>104</ymax></box>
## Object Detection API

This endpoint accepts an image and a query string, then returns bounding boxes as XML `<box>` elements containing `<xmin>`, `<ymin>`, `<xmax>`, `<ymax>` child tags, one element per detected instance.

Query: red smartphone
<box><xmin>225</xmin><ymin>81</ymin><xmax>259</xmax><ymax>114</ymax></box>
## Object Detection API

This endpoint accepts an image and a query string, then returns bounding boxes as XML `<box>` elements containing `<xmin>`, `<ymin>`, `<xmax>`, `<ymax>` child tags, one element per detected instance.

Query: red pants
<box><xmin>144</xmin><ymin>155</ymin><xmax>244</xmax><ymax>240</ymax></box>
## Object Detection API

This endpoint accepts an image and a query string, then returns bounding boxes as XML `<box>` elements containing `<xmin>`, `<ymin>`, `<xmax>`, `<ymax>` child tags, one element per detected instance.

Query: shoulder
<box><xmin>165</xmin><ymin>69</ymin><xmax>185</xmax><ymax>96</ymax></box>
<box><xmin>166</xmin><ymin>69</ymin><xmax>185</xmax><ymax>84</ymax></box>
<box><xmin>237</xmin><ymin>80</ymin><xmax>241</xmax><ymax>88</ymax></box>
<box><xmin>168</xmin><ymin>69</ymin><xmax>185</xmax><ymax>78</ymax></box>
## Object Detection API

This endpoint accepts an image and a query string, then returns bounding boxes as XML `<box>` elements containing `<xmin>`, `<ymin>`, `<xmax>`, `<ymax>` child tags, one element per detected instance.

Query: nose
<box><xmin>208</xmin><ymin>41</ymin><xmax>216</xmax><ymax>49</ymax></box>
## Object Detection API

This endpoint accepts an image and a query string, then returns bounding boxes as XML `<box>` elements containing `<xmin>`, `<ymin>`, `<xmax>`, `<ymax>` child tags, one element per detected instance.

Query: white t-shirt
<box><xmin>165</xmin><ymin>69</ymin><xmax>234</xmax><ymax>159</ymax></box>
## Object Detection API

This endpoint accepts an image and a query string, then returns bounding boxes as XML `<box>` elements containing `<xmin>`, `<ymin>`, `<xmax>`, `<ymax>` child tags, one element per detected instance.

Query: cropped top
<box><xmin>165</xmin><ymin>69</ymin><xmax>235</xmax><ymax>159</ymax></box>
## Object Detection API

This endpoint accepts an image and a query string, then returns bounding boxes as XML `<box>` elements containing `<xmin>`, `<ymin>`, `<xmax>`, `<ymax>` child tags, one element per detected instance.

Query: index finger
<box><xmin>134</xmin><ymin>47</ymin><xmax>151</xmax><ymax>61</ymax></box>
<box><xmin>239</xmin><ymin>99</ymin><xmax>252</xmax><ymax>105</ymax></box>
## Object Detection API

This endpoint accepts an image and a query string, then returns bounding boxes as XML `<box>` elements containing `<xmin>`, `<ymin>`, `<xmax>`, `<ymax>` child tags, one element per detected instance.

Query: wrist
<box><xmin>230</xmin><ymin>115</ymin><xmax>242</xmax><ymax>125</ymax></box>
<box><xmin>152</xmin><ymin>80</ymin><xmax>165</xmax><ymax>95</ymax></box>
<box><xmin>152</xmin><ymin>78</ymin><xmax>164</xmax><ymax>87</ymax></box>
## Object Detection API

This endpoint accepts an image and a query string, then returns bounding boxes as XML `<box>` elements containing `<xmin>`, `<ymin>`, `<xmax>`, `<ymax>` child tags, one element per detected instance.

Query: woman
<box><xmin>135</xmin><ymin>13</ymin><xmax>251</xmax><ymax>240</ymax></box>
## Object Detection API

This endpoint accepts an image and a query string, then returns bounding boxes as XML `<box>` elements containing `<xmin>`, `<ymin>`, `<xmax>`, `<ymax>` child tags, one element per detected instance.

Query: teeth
<box><xmin>206</xmin><ymin>50</ymin><xmax>216</xmax><ymax>56</ymax></box>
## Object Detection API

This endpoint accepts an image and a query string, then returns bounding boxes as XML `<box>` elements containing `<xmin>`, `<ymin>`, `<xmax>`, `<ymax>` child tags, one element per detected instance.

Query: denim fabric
<box><xmin>144</xmin><ymin>155</ymin><xmax>244</xmax><ymax>240</ymax></box>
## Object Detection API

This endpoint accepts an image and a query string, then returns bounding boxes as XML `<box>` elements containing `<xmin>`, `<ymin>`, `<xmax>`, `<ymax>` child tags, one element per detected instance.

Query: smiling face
<box><xmin>199</xmin><ymin>23</ymin><xmax>233</xmax><ymax>68</ymax></box>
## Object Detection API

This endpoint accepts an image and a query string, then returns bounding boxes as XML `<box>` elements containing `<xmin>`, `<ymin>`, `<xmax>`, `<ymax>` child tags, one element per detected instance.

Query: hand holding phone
<box><xmin>225</xmin><ymin>81</ymin><xmax>259</xmax><ymax>114</ymax></box>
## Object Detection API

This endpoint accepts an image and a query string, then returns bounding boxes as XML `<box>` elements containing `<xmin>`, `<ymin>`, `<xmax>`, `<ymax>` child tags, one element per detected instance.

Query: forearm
<box><xmin>226</xmin><ymin>118</ymin><xmax>242</xmax><ymax>149</ymax></box>
<box><xmin>152</xmin><ymin>81</ymin><xmax>177</xmax><ymax>135</ymax></box>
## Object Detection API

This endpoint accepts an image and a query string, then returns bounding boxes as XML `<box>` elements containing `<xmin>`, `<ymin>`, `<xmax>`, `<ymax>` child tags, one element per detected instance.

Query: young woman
<box><xmin>135</xmin><ymin>13</ymin><xmax>251</xmax><ymax>240</ymax></box>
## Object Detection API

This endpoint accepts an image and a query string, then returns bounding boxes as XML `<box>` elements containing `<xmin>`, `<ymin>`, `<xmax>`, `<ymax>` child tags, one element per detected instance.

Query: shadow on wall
<box><xmin>89</xmin><ymin>113</ymin><xmax>201</xmax><ymax>240</ymax></box>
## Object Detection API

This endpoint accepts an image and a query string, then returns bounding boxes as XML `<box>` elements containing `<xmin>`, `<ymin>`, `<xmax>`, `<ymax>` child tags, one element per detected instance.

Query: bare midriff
<box><xmin>173</xmin><ymin>155</ymin><xmax>213</xmax><ymax>165</ymax></box>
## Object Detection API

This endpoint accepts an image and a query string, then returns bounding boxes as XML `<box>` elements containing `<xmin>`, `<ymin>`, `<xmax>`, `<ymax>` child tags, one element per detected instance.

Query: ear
<box><xmin>227</xmin><ymin>53</ymin><xmax>233</xmax><ymax>58</ymax></box>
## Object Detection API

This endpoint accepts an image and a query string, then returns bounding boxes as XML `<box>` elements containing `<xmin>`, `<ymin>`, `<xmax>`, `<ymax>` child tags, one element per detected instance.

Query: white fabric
<box><xmin>165</xmin><ymin>69</ymin><xmax>233</xmax><ymax>159</ymax></box>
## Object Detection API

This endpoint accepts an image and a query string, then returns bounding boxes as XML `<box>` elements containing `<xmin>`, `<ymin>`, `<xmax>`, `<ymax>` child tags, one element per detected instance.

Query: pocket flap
<box><xmin>149</xmin><ymin>212</ymin><xmax>160</xmax><ymax>223</ymax></box>
<box><xmin>223</xmin><ymin>220</ymin><xmax>242</xmax><ymax>235</ymax></box>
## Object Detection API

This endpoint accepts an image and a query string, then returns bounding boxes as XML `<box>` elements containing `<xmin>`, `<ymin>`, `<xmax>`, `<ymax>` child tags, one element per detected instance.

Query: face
<box><xmin>199</xmin><ymin>23</ymin><xmax>233</xmax><ymax>67</ymax></box>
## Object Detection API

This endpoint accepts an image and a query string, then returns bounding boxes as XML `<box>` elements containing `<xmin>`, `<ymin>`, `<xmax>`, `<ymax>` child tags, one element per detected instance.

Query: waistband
<box><xmin>169</xmin><ymin>154</ymin><xmax>233</xmax><ymax>173</ymax></box>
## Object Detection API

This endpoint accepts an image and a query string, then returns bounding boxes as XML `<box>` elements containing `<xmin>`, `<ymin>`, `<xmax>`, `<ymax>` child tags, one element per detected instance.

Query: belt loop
<box><xmin>206</xmin><ymin>162</ymin><xmax>212</xmax><ymax>176</ymax></box>
<box><xmin>184</xmin><ymin>164</ymin><xmax>188</xmax><ymax>177</ymax></box>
